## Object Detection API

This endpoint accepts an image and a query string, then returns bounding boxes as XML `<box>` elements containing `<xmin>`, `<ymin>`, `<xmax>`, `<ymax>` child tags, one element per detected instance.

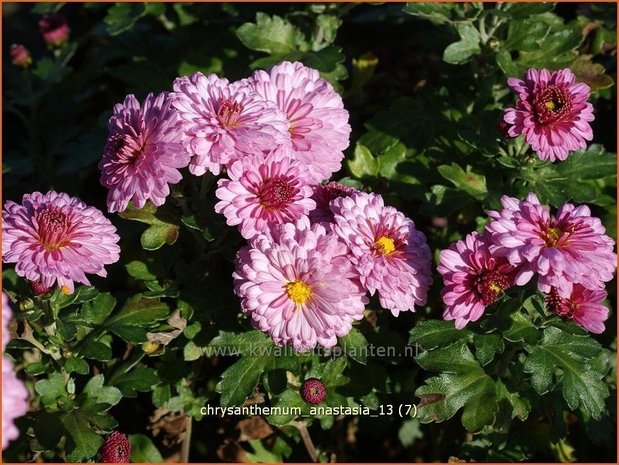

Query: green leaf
<box><xmin>524</xmin><ymin>327</ymin><xmax>608</xmax><ymax>419</ymax></box>
<box><xmin>339</xmin><ymin>328</ymin><xmax>369</xmax><ymax>365</ymax></box>
<box><xmin>82</xmin><ymin>375</ymin><xmax>123</xmax><ymax>408</ymax></box>
<box><xmin>51</xmin><ymin>286</ymin><xmax>100</xmax><ymax>312</ymax></box>
<box><xmin>129</xmin><ymin>434</ymin><xmax>163</xmax><ymax>462</ymax></box>
<box><xmin>443</xmin><ymin>24</ymin><xmax>480</xmax><ymax>65</ymax></box>
<box><xmin>402</xmin><ymin>3</ymin><xmax>462</xmax><ymax>25</ymax></box>
<box><xmin>437</xmin><ymin>163</ymin><xmax>487</xmax><ymax>200</ymax></box>
<box><xmin>267</xmin><ymin>389</ymin><xmax>307</xmax><ymax>426</ymax></box>
<box><xmin>65</xmin><ymin>358</ymin><xmax>90</xmax><ymax>375</ymax></box>
<box><xmin>505</xmin><ymin>2</ymin><xmax>556</xmax><ymax>19</ymax></box>
<box><xmin>112</xmin><ymin>367</ymin><xmax>159</xmax><ymax>397</ymax></box>
<box><xmin>347</xmin><ymin>144</ymin><xmax>379</xmax><ymax>179</ymax></box>
<box><xmin>118</xmin><ymin>202</ymin><xmax>180</xmax><ymax>250</ymax></box>
<box><xmin>82</xmin><ymin>293</ymin><xmax>116</xmax><ymax>326</ymax></box>
<box><xmin>106</xmin><ymin>295</ymin><xmax>169</xmax><ymax>328</ymax></box>
<box><xmin>35</xmin><ymin>372</ymin><xmax>67</xmax><ymax>406</ymax></box>
<box><xmin>207</xmin><ymin>330</ymin><xmax>274</xmax><ymax>356</ymax></box>
<box><xmin>126</xmin><ymin>260</ymin><xmax>158</xmax><ymax>281</ymax></box>
<box><xmin>473</xmin><ymin>334</ymin><xmax>505</xmax><ymax>366</ymax></box>
<box><xmin>237</xmin><ymin>13</ymin><xmax>302</xmax><ymax>55</ymax></box>
<box><xmin>415</xmin><ymin>341</ymin><xmax>498</xmax><ymax>431</ymax></box>
<box><xmin>552</xmin><ymin>145</ymin><xmax>617</xmax><ymax>180</ymax></box>
<box><xmin>62</xmin><ymin>412</ymin><xmax>104</xmax><ymax>462</ymax></box>
<box><xmin>141</xmin><ymin>224</ymin><xmax>180</xmax><ymax>250</ymax></box>
<box><xmin>503</xmin><ymin>311</ymin><xmax>540</xmax><ymax>344</ymax></box>
<box><xmin>409</xmin><ymin>320</ymin><xmax>471</xmax><ymax>350</ymax></box>
<box><xmin>421</xmin><ymin>185</ymin><xmax>471</xmax><ymax>216</ymax></box>
<box><xmin>503</xmin><ymin>19</ymin><xmax>550</xmax><ymax>52</ymax></box>
<box><xmin>104</xmin><ymin>2</ymin><xmax>147</xmax><ymax>36</ymax></box>
<box><xmin>217</xmin><ymin>356</ymin><xmax>272</xmax><ymax>407</ymax></box>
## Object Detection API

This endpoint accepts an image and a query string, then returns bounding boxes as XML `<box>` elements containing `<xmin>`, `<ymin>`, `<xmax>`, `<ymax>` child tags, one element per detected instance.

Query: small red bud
<box><xmin>300</xmin><ymin>378</ymin><xmax>327</xmax><ymax>405</ymax></box>
<box><xmin>99</xmin><ymin>431</ymin><xmax>131</xmax><ymax>463</ymax></box>
<box><xmin>10</xmin><ymin>44</ymin><xmax>32</xmax><ymax>68</ymax></box>
<box><xmin>30</xmin><ymin>280</ymin><xmax>51</xmax><ymax>296</ymax></box>
<box><xmin>38</xmin><ymin>14</ymin><xmax>70</xmax><ymax>48</ymax></box>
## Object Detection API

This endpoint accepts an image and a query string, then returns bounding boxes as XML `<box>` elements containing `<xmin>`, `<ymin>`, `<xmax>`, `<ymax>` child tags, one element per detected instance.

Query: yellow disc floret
<box><xmin>285</xmin><ymin>280</ymin><xmax>312</xmax><ymax>305</ymax></box>
<box><xmin>375</xmin><ymin>236</ymin><xmax>396</xmax><ymax>255</ymax></box>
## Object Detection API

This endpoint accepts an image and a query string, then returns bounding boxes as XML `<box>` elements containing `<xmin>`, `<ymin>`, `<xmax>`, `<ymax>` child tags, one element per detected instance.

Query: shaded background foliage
<box><xmin>2</xmin><ymin>2</ymin><xmax>617</xmax><ymax>463</ymax></box>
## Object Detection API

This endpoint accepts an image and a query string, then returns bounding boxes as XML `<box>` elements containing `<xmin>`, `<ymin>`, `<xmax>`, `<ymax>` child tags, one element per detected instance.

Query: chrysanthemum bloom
<box><xmin>233</xmin><ymin>221</ymin><xmax>367</xmax><ymax>351</ymax></box>
<box><xmin>99</xmin><ymin>93</ymin><xmax>189</xmax><ymax>213</ymax></box>
<box><xmin>99</xmin><ymin>431</ymin><xmax>131</xmax><ymax>463</ymax></box>
<box><xmin>215</xmin><ymin>151</ymin><xmax>316</xmax><ymax>240</ymax></box>
<box><xmin>438</xmin><ymin>232</ymin><xmax>516</xmax><ymax>329</ymax></box>
<box><xmin>10</xmin><ymin>44</ymin><xmax>32</xmax><ymax>68</ymax></box>
<box><xmin>172</xmin><ymin>72</ymin><xmax>290</xmax><ymax>176</ymax></box>
<box><xmin>301</xmin><ymin>378</ymin><xmax>327</xmax><ymax>405</ymax></box>
<box><xmin>503</xmin><ymin>68</ymin><xmax>594</xmax><ymax>161</ymax></box>
<box><xmin>248</xmin><ymin>61</ymin><xmax>351</xmax><ymax>182</ymax></box>
<box><xmin>330</xmin><ymin>192</ymin><xmax>432</xmax><ymax>316</ymax></box>
<box><xmin>545</xmin><ymin>285</ymin><xmax>609</xmax><ymax>334</ymax></box>
<box><xmin>486</xmin><ymin>193</ymin><xmax>616</xmax><ymax>297</ymax></box>
<box><xmin>38</xmin><ymin>14</ymin><xmax>70</xmax><ymax>47</ymax></box>
<box><xmin>309</xmin><ymin>182</ymin><xmax>358</xmax><ymax>225</ymax></box>
<box><xmin>3</xmin><ymin>293</ymin><xmax>28</xmax><ymax>450</ymax></box>
<box><xmin>2</xmin><ymin>191</ymin><xmax>121</xmax><ymax>294</ymax></box>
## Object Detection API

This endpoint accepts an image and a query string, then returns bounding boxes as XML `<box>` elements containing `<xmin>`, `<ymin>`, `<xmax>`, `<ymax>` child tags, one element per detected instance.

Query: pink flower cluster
<box><xmin>234</xmin><ymin>190</ymin><xmax>432</xmax><ymax>351</ymax></box>
<box><xmin>2</xmin><ymin>293</ymin><xmax>29</xmax><ymax>450</ymax></box>
<box><xmin>439</xmin><ymin>193</ymin><xmax>616</xmax><ymax>333</ymax></box>
<box><xmin>2</xmin><ymin>191</ymin><xmax>121</xmax><ymax>295</ymax></box>
<box><xmin>99</xmin><ymin>61</ymin><xmax>351</xmax><ymax>215</ymax></box>
<box><xmin>503</xmin><ymin>68</ymin><xmax>594</xmax><ymax>162</ymax></box>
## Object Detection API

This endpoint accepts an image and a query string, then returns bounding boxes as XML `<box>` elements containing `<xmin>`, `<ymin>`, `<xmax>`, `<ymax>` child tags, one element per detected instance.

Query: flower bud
<box><xmin>10</xmin><ymin>44</ymin><xmax>32</xmax><ymax>68</ymax></box>
<box><xmin>300</xmin><ymin>378</ymin><xmax>327</xmax><ymax>405</ymax></box>
<box><xmin>99</xmin><ymin>431</ymin><xmax>131</xmax><ymax>463</ymax></box>
<box><xmin>30</xmin><ymin>280</ymin><xmax>51</xmax><ymax>296</ymax></box>
<box><xmin>38</xmin><ymin>14</ymin><xmax>70</xmax><ymax>48</ymax></box>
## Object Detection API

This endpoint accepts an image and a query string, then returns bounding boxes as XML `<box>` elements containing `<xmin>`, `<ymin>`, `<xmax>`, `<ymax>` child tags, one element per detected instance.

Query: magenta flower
<box><xmin>214</xmin><ymin>150</ymin><xmax>316</xmax><ymax>240</ymax></box>
<box><xmin>309</xmin><ymin>182</ymin><xmax>358</xmax><ymax>225</ymax></box>
<box><xmin>10</xmin><ymin>44</ymin><xmax>32</xmax><ymax>68</ymax></box>
<box><xmin>301</xmin><ymin>378</ymin><xmax>327</xmax><ymax>405</ymax></box>
<box><xmin>38</xmin><ymin>14</ymin><xmax>70</xmax><ymax>47</ymax></box>
<box><xmin>3</xmin><ymin>293</ymin><xmax>28</xmax><ymax>450</ymax></box>
<box><xmin>172</xmin><ymin>72</ymin><xmax>290</xmax><ymax>176</ymax></box>
<box><xmin>99</xmin><ymin>93</ymin><xmax>189</xmax><ymax>213</ymax></box>
<box><xmin>233</xmin><ymin>221</ymin><xmax>367</xmax><ymax>351</ymax></box>
<box><xmin>486</xmin><ymin>193</ymin><xmax>616</xmax><ymax>297</ymax></box>
<box><xmin>99</xmin><ymin>431</ymin><xmax>131</xmax><ymax>463</ymax></box>
<box><xmin>248</xmin><ymin>61</ymin><xmax>351</xmax><ymax>182</ymax></box>
<box><xmin>545</xmin><ymin>285</ymin><xmax>609</xmax><ymax>334</ymax></box>
<box><xmin>503</xmin><ymin>68</ymin><xmax>594</xmax><ymax>161</ymax></box>
<box><xmin>2</xmin><ymin>191</ymin><xmax>121</xmax><ymax>294</ymax></box>
<box><xmin>438</xmin><ymin>232</ymin><xmax>516</xmax><ymax>329</ymax></box>
<box><xmin>330</xmin><ymin>192</ymin><xmax>432</xmax><ymax>316</ymax></box>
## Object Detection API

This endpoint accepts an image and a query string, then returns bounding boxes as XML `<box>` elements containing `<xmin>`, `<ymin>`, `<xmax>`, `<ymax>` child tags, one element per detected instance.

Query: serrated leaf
<box><xmin>35</xmin><ymin>372</ymin><xmax>67</xmax><ymax>405</ymax></box>
<box><xmin>473</xmin><ymin>334</ymin><xmax>505</xmax><ymax>366</ymax></box>
<box><xmin>409</xmin><ymin>319</ymin><xmax>472</xmax><ymax>350</ymax></box>
<box><xmin>81</xmin><ymin>293</ymin><xmax>116</xmax><ymax>326</ymax></box>
<box><xmin>106</xmin><ymin>295</ymin><xmax>169</xmax><ymax>328</ymax></box>
<box><xmin>338</xmin><ymin>328</ymin><xmax>368</xmax><ymax>365</ymax></box>
<box><xmin>267</xmin><ymin>389</ymin><xmax>308</xmax><ymax>425</ymax></box>
<box><xmin>524</xmin><ymin>327</ymin><xmax>608</xmax><ymax>419</ymax></box>
<box><xmin>104</xmin><ymin>2</ymin><xmax>147</xmax><ymax>36</ymax></box>
<box><xmin>437</xmin><ymin>163</ymin><xmax>487</xmax><ymax>200</ymax></box>
<box><xmin>62</xmin><ymin>413</ymin><xmax>104</xmax><ymax>462</ymax></box>
<box><xmin>347</xmin><ymin>144</ymin><xmax>379</xmax><ymax>179</ymax></box>
<box><xmin>443</xmin><ymin>24</ymin><xmax>480</xmax><ymax>65</ymax></box>
<box><xmin>237</xmin><ymin>13</ymin><xmax>302</xmax><ymax>55</ymax></box>
<box><xmin>506</xmin><ymin>2</ymin><xmax>556</xmax><ymax>19</ymax></box>
<box><xmin>217</xmin><ymin>356</ymin><xmax>272</xmax><ymax>407</ymax></box>
<box><xmin>402</xmin><ymin>3</ymin><xmax>461</xmax><ymax>25</ymax></box>
<box><xmin>112</xmin><ymin>367</ymin><xmax>159</xmax><ymax>397</ymax></box>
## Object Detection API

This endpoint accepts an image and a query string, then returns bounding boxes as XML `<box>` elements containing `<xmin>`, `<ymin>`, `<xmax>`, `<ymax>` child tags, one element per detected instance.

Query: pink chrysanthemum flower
<box><xmin>486</xmin><ymin>193</ymin><xmax>616</xmax><ymax>297</ymax></box>
<box><xmin>2</xmin><ymin>191</ymin><xmax>121</xmax><ymax>294</ymax></box>
<box><xmin>172</xmin><ymin>72</ymin><xmax>290</xmax><ymax>176</ymax></box>
<box><xmin>214</xmin><ymin>150</ymin><xmax>316</xmax><ymax>240</ymax></box>
<box><xmin>545</xmin><ymin>285</ymin><xmax>609</xmax><ymax>334</ymax></box>
<box><xmin>3</xmin><ymin>293</ymin><xmax>28</xmax><ymax>450</ymax></box>
<box><xmin>438</xmin><ymin>232</ymin><xmax>516</xmax><ymax>329</ymax></box>
<box><xmin>503</xmin><ymin>68</ymin><xmax>594</xmax><ymax>161</ymax></box>
<box><xmin>330</xmin><ymin>192</ymin><xmax>432</xmax><ymax>316</ymax></box>
<box><xmin>309</xmin><ymin>182</ymin><xmax>358</xmax><ymax>225</ymax></box>
<box><xmin>99</xmin><ymin>93</ymin><xmax>189</xmax><ymax>213</ymax></box>
<box><xmin>233</xmin><ymin>221</ymin><xmax>367</xmax><ymax>351</ymax></box>
<box><xmin>248</xmin><ymin>61</ymin><xmax>351</xmax><ymax>182</ymax></box>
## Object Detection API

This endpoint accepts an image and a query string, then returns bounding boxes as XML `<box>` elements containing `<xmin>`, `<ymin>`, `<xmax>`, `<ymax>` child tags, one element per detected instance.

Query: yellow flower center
<box><xmin>488</xmin><ymin>282</ymin><xmax>502</xmax><ymax>294</ymax></box>
<box><xmin>375</xmin><ymin>236</ymin><xmax>396</xmax><ymax>255</ymax></box>
<box><xmin>285</xmin><ymin>280</ymin><xmax>312</xmax><ymax>305</ymax></box>
<box><xmin>543</xmin><ymin>227</ymin><xmax>562</xmax><ymax>246</ymax></box>
<box><xmin>544</xmin><ymin>101</ymin><xmax>556</xmax><ymax>110</ymax></box>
